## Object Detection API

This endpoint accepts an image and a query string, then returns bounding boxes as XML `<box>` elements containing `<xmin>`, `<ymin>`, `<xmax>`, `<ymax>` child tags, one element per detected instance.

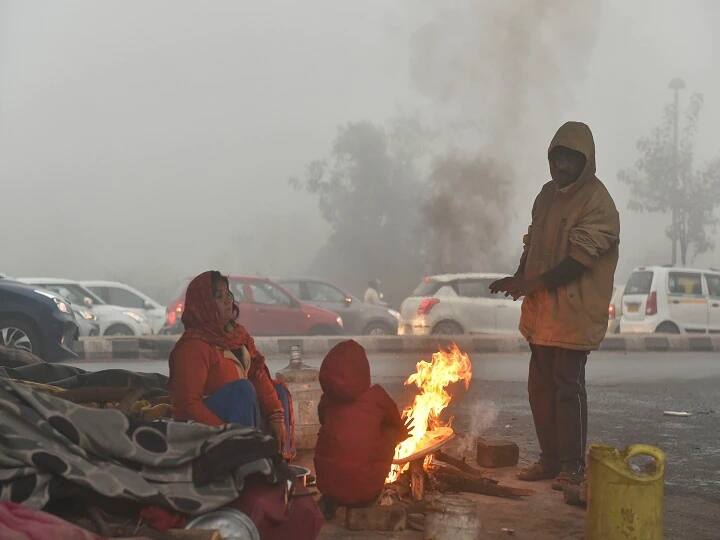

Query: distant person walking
<box><xmin>490</xmin><ymin>122</ymin><xmax>620</xmax><ymax>490</ymax></box>
<box><xmin>363</xmin><ymin>279</ymin><xmax>385</xmax><ymax>305</ymax></box>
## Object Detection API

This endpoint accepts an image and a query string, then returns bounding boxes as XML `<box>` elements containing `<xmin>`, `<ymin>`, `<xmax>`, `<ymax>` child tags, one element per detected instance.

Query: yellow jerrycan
<box><xmin>586</xmin><ymin>444</ymin><xmax>665</xmax><ymax>540</ymax></box>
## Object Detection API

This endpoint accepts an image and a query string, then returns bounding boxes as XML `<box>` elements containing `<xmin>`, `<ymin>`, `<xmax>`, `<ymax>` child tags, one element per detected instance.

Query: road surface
<box><xmin>65</xmin><ymin>351</ymin><xmax>720</xmax><ymax>539</ymax></box>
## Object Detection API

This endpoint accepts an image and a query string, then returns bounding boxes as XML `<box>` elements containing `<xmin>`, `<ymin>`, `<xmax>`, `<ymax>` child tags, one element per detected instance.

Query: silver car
<box><xmin>18</xmin><ymin>278</ymin><xmax>152</xmax><ymax>336</ymax></box>
<box><xmin>277</xmin><ymin>279</ymin><xmax>400</xmax><ymax>335</ymax></box>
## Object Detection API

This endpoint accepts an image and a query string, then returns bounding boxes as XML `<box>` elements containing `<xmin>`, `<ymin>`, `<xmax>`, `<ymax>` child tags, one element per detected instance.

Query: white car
<box><xmin>398</xmin><ymin>273</ymin><xmax>520</xmax><ymax>335</ymax></box>
<box><xmin>81</xmin><ymin>280</ymin><xmax>166</xmax><ymax>334</ymax></box>
<box><xmin>620</xmin><ymin>266</ymin><xmax>720</xmax><ymax>334</ymax></box>
<box><xmin>18</xmin><ymin>278</ymin><xmax>152</xmax><ymax>336</ymax></box>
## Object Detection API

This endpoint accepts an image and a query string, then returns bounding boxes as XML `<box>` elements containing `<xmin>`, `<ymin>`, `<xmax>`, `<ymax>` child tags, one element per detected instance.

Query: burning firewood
<box><xmin>426</xmin><ymin>461</ymin><xmax>533</xmax><ymax>499</ymax></box>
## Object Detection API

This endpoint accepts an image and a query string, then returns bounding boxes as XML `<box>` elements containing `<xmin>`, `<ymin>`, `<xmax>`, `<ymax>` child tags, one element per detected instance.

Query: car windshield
<box><xmin>39</xmin><ymin>283</ymin><xmax>105</xmax><ymax>306</ymax></box>
<box><xmin>624</xmin><ymin>271</ymin><xmax>653</xmax><ymax>295</ymax></box>
<box><xmin>412</xmin><ymin>278</ymin><xmax>443</xmax><ymax>296</ymax></box>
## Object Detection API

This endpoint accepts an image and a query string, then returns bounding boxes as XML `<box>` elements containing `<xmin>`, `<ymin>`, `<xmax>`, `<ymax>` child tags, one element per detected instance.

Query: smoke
<box><xmin>411</xmin><ymin>1</ymin><xmax>600</xmax><ymax>270</ymax></box>
<box><xmin>451</xmin><ymin>400</ymin><xmax>500</xmax><ymax>459</ymax></box>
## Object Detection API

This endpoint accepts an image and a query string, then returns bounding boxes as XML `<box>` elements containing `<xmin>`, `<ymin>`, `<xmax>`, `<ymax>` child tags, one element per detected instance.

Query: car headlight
<box><xmin>33</xmin><ymin>289</ymin><xmax>71</xmax><ymax>313</ymax></box>
<box><xmin>336</xmin><ymin>316</ymin><xmax>344</xmax><ymax>328</ymax></box>
<box><xmin>53</xmin><ymin>298</ymin><xmax>71</xmax><ymax>314</ymax></box>
<box><xmin>388</xmin><ymin>309</ymin><xmax>401</xmax><ymax>320</ymax></box>
<box><xmin>123</xmin><ymin>311</ymin><xmax>145</xmax><ymax>323</ymax></box>
<box><xmin>78</xmin><ymin>309</ymin><xmax>96</xmax><ymax>321</ymax></box>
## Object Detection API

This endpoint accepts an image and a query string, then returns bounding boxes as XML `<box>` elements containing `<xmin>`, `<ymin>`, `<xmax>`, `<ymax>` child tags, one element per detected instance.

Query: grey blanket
<box><xmin>0</xmin><ymin>378</ymin><xmax>288</xmax><ymax>515</ymax></box>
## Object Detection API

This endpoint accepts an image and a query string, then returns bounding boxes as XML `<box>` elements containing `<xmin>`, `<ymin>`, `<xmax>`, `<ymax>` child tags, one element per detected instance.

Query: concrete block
<box><xmin>476</xmin><ymin>438</ymin><xmax>519</xmax><ymax>468</ymax></box>
<box><xmin>345</xmin><ymin>504</ymin><xmax>407</xmax><ymax>531</ymax></box>
<box><xmin>473</xmin><ymin>338</ymin><xmax>499</xmax><ymax>353</ymax></box>
<box><xmin>689</xmin><ymin>336</ymin><xmax>714</xmax><ymax>352</ymax></box>
<box><xmin>110</xmin><ymin>337</ymin><xmax>140</xmax><ymax>359</ymax></box>
<box><xmin>599</xmin><ymin>336</ymin><xmax>626</xmax><ymax>351</ymax></box>
<box><xmin>644</xmin><ymin>336</ymin><xmax>670</xmax><ymax>351</ymax></box>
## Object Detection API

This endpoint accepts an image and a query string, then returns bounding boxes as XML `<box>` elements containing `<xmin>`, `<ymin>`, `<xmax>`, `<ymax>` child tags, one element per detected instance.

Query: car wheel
<box><xmin>0</xmin><ymin>317</ymin><xmax>43</xmax><ymax>357</ymax></box>
<box><xmin>432</xmin><ymin>320</ymin><xmax>464</xmax><ymax>336</ymax></box>
<box><xmin>104</xmin><ymin>324</ymin><xmax>134</xmax><ymax>336</ymax></box>
<box><xmin>363</xmin><ymin>322</ymin><xmax>394</xmax><ymax>336</ymax></box>
<box><xmin>655</xmin><ymin>321</ymin><xmax>680</xmax><ymax>334</ymax></box>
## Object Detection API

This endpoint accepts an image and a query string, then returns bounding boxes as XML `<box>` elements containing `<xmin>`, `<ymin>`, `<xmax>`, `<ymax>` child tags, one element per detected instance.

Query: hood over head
<box><xmin>319</xmin><ymin>340</ymin><xmax>371</xmax><ymax>402</ymax></box>
<box><xmin>548</xmin><ymin>121</ymin><xmax>596</xmax><ymax>186</ymax></box>
<box><xmin>178</xmin><ymin>271</ymin><xmax>250</xmax><ymax>350</ymax></box>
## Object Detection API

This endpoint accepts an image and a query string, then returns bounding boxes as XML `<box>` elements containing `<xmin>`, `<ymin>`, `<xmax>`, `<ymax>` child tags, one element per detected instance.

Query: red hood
<box><xmin>319</xmin><ymin>340</ymin><xmax>370</xmax><ymax>402</ymax></box>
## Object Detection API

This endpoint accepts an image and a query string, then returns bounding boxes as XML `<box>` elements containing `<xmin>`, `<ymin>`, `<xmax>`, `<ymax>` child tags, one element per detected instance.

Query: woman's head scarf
<box><xmin>179</xmin><ymin>271</ymin><xmax>253</xmax><ymax>350</ymax></box>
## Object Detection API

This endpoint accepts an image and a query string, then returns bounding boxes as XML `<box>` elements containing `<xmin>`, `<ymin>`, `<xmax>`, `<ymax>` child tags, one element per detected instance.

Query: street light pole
<box><xmin>668</xmin><ymin>77</ymin><xmax>685</xmax><ymax>265</ymax></box>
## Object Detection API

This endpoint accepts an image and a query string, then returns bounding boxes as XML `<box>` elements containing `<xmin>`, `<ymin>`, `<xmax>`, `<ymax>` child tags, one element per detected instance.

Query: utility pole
<box><xmin>668</xmin><ymin>77</ymin><xmax>685</xmax><ymax>265</ymax></box>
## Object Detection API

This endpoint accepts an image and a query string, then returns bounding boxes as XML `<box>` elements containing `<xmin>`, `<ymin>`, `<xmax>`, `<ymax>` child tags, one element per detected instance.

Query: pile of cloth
<box><xmin>0</xmin><ymin>363</ymin><xmax>322</xmax><ymax>539</ymax></box>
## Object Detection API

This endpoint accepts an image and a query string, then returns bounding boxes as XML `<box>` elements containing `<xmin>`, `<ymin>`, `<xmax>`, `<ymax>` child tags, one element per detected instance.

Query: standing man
<box><xmin>490</xmin><ymin>122</ymin><xmax>619</xmax><ymax>490</ymax></box>
<box><xmin>364</xmin><ymin>279</ymin><xmax>385</xmax><ymax>306</ymax></box>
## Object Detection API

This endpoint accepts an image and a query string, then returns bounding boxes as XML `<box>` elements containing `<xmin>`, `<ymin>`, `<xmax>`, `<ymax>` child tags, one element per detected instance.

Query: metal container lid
<box><xmin>185</xmin><ymin>508</ymin><xmax>260</xmax><ymax>540</ymax></box>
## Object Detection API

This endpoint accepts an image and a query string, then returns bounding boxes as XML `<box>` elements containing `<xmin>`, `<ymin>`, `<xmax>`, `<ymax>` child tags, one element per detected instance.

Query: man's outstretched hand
<box><xmin>489</xmin><ymin>276</ymin><xmax>543</xmax><ymax>301</ymax></box>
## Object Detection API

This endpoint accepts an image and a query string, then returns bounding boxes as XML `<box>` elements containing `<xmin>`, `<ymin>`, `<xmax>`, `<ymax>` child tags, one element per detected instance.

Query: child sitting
<box><xmin>313</xmin><ymin>340</ymin><xmax>407</xmax><ymax>518</ymax></box>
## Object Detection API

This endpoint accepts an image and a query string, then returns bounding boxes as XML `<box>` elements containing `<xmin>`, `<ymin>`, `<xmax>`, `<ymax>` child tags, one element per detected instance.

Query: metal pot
<box><xmin>185</xmin><ymin>508</ymin><xmax>260</xmax><ymax>540</ymax></box>
<box><xmin>289</xmin><ymin>464</ymin><xmax>311</xmax><ymax>487</ymax></box>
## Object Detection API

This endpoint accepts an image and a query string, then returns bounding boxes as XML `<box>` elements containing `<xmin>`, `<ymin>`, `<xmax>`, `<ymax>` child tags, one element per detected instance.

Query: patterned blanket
<box><xmin>0</xmin><ymin>378</ymin><xmax>289</xmax><ymax>515</ymax></box>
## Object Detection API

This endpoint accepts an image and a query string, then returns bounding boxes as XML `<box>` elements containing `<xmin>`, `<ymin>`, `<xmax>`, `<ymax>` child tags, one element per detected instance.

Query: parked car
<box><xmin>276</xmin><ymin>278</ymin><xmax>400</xmax><ymax>335</ymax></box>
<box><xmin>18</xmin><ymin>278</ymin><xmax>152</xmax><ymax>336</ymax></box>
<box><xmin>81</xmin><ymin>280</ymin><xmax>166</xmax><ymax>334</ymax></box>
<box><xmin>0</xmin><ymin>277</ymin><xmax>79</xmax><ymax>361</ymax></box>
<box><xmin>620</xmin><ymin>265</ymin><xmax>720</xmax><ymax>334</ymax></box>
<box><xmin>72</xmin><ymin>304</ymin><xmax>101</xmax><ymax>337</ymax></box>
<box><xmin>162</xmin><ymin>276</ymin><xmax>344</xmax><ymax>336</ymax></box>
<box><xmin>398</xmin><ymin>273</ymin><xmax>521</xmax><ymax>335</ymax></box>
<box><xmin>607</xmin><ymin>284</ymin><xmax>625</xmax><ymax>335</ymax></box>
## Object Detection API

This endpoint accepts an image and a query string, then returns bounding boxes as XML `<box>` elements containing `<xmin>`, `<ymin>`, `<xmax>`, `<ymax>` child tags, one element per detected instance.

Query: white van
<box><xmin>620</xmin><ymin>266</ymin><xmax>720</xmax><ymax>334</ymax></box>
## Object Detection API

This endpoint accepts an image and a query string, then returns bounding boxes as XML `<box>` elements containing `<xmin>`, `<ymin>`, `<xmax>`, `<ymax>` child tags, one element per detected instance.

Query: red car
<box><xmin>163</xmin><ymin>276</ymin><xmax>344</xmax><ymax>336</ymax></box>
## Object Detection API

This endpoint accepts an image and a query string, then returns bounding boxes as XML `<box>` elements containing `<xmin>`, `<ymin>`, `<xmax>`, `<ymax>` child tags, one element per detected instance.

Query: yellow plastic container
<box><xmin>586</xmin><ymin>444</ymin><xmax>665</xmax><ymax>540</ymax></box>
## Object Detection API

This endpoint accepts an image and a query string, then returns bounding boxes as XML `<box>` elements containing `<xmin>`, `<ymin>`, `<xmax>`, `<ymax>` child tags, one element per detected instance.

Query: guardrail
<box><xmin>72</xmin><ymin>333</ymin><xmax>720</xmax><ymax>361</ymax></box>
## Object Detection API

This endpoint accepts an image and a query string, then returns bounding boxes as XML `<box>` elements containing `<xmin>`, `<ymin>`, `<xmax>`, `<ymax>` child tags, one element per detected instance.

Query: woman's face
<box><xmin>213</xmin><ymin>280</ymin><xmax>235</xmax><ymax>323</ymax></box>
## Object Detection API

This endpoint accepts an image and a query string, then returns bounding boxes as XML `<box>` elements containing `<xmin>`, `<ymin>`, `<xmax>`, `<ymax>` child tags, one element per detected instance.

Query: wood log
<box><xmin>409</xmin><ymin>459</ymin><xmax>425</xmax><ymax>501</ymax></box>
<box><xmin>434</xmin><ymin>451</ymin><xmax>498</xmax><ymax>484</ymax></box>
<box><xmin>426</xmin><ymin>463</ymin><xmax>533</xmax><ymax>499</ymax></box>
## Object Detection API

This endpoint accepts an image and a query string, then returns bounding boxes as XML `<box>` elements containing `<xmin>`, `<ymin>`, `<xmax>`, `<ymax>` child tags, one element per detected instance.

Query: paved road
<box><xmin>66</xmin><ymin>351</ymin><xmax>720</xmax><ymax>539</ymax></box>
<box><xmin>68</xmin><ymin>350</ymin><xmax>720</xmax><ymax>383</ymax></box>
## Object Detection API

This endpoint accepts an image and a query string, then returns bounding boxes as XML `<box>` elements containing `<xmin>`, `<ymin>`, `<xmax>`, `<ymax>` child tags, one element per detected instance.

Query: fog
<box><xmin>1</xmin><ymin>1</ymin><xmax>718</xmax><ymax>304</ymax></box>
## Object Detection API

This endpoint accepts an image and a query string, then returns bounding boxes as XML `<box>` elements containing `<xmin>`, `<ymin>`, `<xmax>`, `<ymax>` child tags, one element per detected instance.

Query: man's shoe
<box><xmin>517</xmin><ymin>462</ymin><xmax>560</xmax><ymax>481</ymax></box>
<box><xmin>552</xmin><ymin>470</ymin><xmax>584</xmax><ymax>491</ymax></box>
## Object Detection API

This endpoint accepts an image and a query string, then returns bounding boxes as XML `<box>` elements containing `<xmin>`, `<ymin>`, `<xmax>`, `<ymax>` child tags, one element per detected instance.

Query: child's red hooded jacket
<box><xmin>313</xmin><ymin>340</ymin><xmax>404</xmax><ymax>505</ymax></box>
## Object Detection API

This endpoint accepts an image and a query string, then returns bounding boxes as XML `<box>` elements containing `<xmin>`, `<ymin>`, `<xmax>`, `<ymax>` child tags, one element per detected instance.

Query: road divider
<box><xmin>72</xmin><ymin>333</ymin><xmax>720</xmax><ymax>361</ymax></box>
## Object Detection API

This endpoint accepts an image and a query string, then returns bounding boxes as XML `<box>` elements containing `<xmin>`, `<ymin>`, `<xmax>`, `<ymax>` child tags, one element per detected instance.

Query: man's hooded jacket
<box><xmin>520</xmin><ymin>122</ymin><xmax>620</xmax><ymax>350</ymax></box>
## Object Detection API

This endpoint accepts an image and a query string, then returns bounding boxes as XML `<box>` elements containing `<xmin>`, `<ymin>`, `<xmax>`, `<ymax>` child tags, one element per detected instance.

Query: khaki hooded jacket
<box><xmin>519</xmin><ymin>122</ymin><xmax>620</xmax><ymax>351</ymax></box>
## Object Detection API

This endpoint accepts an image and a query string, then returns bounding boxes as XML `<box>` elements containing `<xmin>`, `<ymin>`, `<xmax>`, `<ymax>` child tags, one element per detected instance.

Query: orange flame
<box><xmin>386</xmin><ymin>344</ymin><xmax>472</xmax><ymax>483</ymax></box>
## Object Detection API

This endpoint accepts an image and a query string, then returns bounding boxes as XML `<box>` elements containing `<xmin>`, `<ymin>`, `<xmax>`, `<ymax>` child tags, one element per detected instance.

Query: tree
<box><xmin>619</xmin><ymin>86</ymin><xmax>720</xmax><ymax>264</ymax></box>
<box><xmin>290</xmin><ymin>120</ymin><xmax>428</xmax><ymax>304</ymax></box>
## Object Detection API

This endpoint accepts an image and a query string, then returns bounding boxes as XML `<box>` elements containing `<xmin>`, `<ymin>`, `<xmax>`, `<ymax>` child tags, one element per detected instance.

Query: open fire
<box><xmin>386</xmin><ymin>344</ymin><xmax>472</xmax><ymax>483</ymax></box>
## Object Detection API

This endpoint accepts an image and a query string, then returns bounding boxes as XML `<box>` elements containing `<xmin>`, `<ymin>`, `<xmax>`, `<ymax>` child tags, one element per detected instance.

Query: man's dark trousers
<box><xmin>528</xmin><ymin>344</ymin><xmax>588</xmax><ymax>472</ymax></box>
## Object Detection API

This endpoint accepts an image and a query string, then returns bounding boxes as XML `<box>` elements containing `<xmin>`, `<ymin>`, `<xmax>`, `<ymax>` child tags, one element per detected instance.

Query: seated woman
<box><xmin>168</xmin><ymin>271</ymin><xmax>293</xmax><ymax>457</ymax></box>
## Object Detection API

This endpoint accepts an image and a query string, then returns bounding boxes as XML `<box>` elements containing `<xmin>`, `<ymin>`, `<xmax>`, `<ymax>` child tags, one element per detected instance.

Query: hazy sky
<box><xmin>1</xmin><ymin>1</ymin><xmax>718</xmax><ymax>301</ymax></box>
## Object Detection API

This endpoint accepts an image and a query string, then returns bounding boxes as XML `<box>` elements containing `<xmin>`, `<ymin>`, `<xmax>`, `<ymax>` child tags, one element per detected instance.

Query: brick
<box><xmin>345</xmin><ymin>504</ymin><xmax>407</xmax><ymax>531</ymax></box>
<box><xmin>476</xmin><ymin>438</ymin><xmax>519</xmax><ymax>468</ymax></box>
